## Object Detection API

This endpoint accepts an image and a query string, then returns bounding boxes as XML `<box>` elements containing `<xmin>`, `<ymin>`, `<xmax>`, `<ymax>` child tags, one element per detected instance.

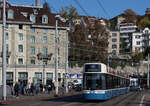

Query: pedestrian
<box><xmin>47</xmin><ymin>84</ymin><xmax>51</xmax><ymax>94</ymax></box>
<box><xmin>10</xmin><ymin>85</ymin><xmax>14</xmax><ymax>96</ymax></box>
<box><xmin>61</xmin><ymin>83</ymin><xmax>65</xmax><ymax>95</ymax></box>
<box><xmin>35</xmin><ymin>83</ymin><xmax>40</xmax><ymax>95</ymax></box>
<box><xmin>31</xmin><ymin>83</ymin><xmax>34</xmax><ymax>96</ymax></box>
<box><xmin>26</xmin><ymin>83</ymin><xmax>31</xmax><ymax>95</ymax></box>
<box><xmin>14</xmin><ymin>82</ymin><xmax>19</xmax><ymax>97</ymax></box>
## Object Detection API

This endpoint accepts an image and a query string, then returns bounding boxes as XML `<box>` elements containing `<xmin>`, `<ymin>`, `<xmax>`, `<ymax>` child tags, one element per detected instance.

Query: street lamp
<box><xmin>2</xmin><ymin>0</ymin><xmax>7</xmax><ymax>101</ymax></box>
<box><xmin>37</xmin><ymin>53</ymin><xmax>53</xmax><ymax>86</ymax></box>
<box><xmin>55</xmin><ymin>15</ymin><xmax>70</xmax><ymax>94</ymax></box>
<box><xmin>55</xmin><ymin>15</ymin><xmax>59</xmax><ymax>96</ymax></box>
<box><xmin>147</xmin><ymin>54</ymin><xmax>150</xmax><ymax>89</ymax></box>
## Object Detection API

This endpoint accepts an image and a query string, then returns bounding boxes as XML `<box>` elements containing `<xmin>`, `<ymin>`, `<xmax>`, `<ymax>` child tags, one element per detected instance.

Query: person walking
<box><xmin>14</xmin><ymin>82</ymin><xmax>19</xmax><ymax>97</ymax></box>
<box><xmin>31</xmin><ymin>83</ymin><xmax>34</xmax><ymax>96</ymax></box>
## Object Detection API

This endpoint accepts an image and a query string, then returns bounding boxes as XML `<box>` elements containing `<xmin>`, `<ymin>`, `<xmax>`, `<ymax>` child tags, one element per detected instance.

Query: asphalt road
<box><xmin>2</xmin><ymin>90</ymin><xmax>150</xmax><ymax>106</ymax></box>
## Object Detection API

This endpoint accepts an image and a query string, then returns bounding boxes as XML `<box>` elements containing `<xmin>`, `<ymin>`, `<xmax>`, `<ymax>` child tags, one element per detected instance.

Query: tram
<box><xmin>83</xmin><ymin>63</ymin><xmax>130</xmax><ymax>100</ymax></box>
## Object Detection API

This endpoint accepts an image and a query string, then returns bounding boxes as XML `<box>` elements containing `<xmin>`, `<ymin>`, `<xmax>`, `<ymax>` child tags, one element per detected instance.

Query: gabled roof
<box><xmin>0</xmin><ymin>2</ymin><xmax>65</xmax><ymax>27</ymax></box>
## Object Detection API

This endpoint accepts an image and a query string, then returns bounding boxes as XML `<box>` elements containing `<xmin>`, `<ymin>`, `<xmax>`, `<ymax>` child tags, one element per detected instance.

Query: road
<box><xmin>3</xmin><ymin>90</ymin><xmax>150</xmax><ymax>106</ymax></box>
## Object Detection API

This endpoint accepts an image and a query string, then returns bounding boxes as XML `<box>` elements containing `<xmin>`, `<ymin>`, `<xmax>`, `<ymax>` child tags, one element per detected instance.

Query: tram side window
<box><xmin>106</xmin><ymin>75</ymin><xmax>112</xmax><ymax>89</ymax></box>
<box><xmin>114</xmin><ymin>76</ymin><xmax>118</xmax><ymax>88</ymax></box>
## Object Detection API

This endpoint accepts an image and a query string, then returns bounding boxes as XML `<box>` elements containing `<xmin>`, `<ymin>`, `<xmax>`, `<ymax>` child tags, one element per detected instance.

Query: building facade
<box><xmin>0</xmin><ymin>2</ymin><xmax>68</xmax><ymax>86</ymax></box>
<box><xmin>132</xmin><ymin>28</ymin><xmax>150</xmax><ymax>53</ymax></box>
<box><xmin>108</xmin><ymin>31</ymin><xmax>120</xmax><ymax>56</ymax></box>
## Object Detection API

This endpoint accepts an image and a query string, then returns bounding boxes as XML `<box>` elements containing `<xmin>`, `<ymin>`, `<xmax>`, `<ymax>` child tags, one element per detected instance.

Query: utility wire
<box><xmin>96</xmin><ymin>0</ymin><xmax>110</xmax><ymax>18</ymax></box>
<box><xmin>73</xmin><ymin>0</ymin><xmax>89</xmax><ymax>16</ymax></box>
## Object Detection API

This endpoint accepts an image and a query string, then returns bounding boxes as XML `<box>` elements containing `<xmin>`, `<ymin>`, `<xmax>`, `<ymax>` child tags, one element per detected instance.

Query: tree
<box><xmin>69</xmin><ymin>19</ymin><xmax>109</xmax><ymax>67</ymax></box>
<box><xmin>131</xmin><ymin>52</ymin><xmax>143</xmax><ymax>65</ymax></box>
<box><xmin>124</xmin><ymin>9</ymin><xmax>138</xmax><ymax>23</ymax></box>
<box><xmin>60</xmin><ymin>5</ymin><xmax>79</xmax><ymax>20</ymax></box>
<box><xmin>138</xmin><ymin>17</ymin><xmax>150</xmax><ymax>29</ymax></box>
<box><xmin>143</xmin><ymin>47</ymin><xmax>150</xmax><ymax>58</ymax></box>
<box><xmin>43</xmin><ymin>2</ymin><xmax>51</xmax><ymax>13</ymax></box>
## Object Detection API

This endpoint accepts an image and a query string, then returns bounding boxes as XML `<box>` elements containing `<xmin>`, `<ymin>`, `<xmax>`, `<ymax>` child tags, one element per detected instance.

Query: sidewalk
<box><xmin>0</xmin><ymin>89</ymin><xmax>81</xmax><ymax>103</ymax></box>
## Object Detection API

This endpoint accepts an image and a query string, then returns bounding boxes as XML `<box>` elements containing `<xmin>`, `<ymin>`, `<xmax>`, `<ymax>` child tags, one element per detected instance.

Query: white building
<box><xmin>119</xmin><ymin>22</ymin><xmax>137</xmax><ymax>53</ymax></box>
<box><xmin>0</xmin><ymin>1</ymin><xmax>68</xmax><ymax>86</ymax></box>
<box><xmin>132</xmin><ymin>28</ymin><xmax>150</xmax><ymax>53</ymax></box>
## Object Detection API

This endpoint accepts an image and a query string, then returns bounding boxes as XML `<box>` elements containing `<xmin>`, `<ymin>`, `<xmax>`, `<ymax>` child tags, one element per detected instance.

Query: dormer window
<box><xmin>8</xmin><ymin>9</ymin><xmax>14</xmax><ymax>19</ymax></box>
<box><xmin>30</xmin><ymin>14</ymin><xmax>36</xmax><ymax>23</ymax></box>
<box><xmin>42</xmin><ymin>15</ymin><xmax>48</xmax><ymax>24</ymax></box>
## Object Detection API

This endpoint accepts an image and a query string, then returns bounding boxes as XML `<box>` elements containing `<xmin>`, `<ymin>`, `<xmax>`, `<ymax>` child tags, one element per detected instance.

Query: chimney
<box><xmin>35</xmin><ymin>0</ymin><xmax>39</xmax><ymax>7</ymax></box>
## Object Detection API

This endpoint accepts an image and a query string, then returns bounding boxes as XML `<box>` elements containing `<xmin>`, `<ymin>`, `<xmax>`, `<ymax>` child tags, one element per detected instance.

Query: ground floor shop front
<box><xmin>0</xmin><ymin>67</ymin><xmax>66</xmax><ymax>86</ymax></box>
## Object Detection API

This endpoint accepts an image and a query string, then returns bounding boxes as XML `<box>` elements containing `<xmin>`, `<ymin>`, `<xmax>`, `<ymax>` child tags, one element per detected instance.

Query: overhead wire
<box><xmin>73</xmin><ymin>0</ymin><xmax>89</xmax><ymax>16</ymax></box>
<box><xmin>96</xmin><ymin>0</ymin><xmax>110</xmax><ymax>19</ymax></box>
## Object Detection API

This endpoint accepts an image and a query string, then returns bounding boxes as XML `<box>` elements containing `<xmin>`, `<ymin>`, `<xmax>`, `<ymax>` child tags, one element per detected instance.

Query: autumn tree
<box><xmin>60</xmin><ymin>6</ymin><xmax>109</xmax><ymax>67</ymax></box>
<box><xmin>60</xmin><ymin>5</ymin><xmax>79</xmax><ymax>21</ymax></box>
<box><xmin>138</xmin><ymin>17</ymin><xmax>150</xmax><ymax>29</ymax></box>
<box><xmin>124</xmin><ymin>9</ymin><xmax>138</xmax><ymax>23</ymax></box>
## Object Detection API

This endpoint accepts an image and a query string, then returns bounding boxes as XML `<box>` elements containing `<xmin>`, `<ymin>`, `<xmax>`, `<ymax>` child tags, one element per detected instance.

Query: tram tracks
<box><xmin>110</xmin><ymin>91</ymin><xmax>141</xmax><ymax>106</ymax></box>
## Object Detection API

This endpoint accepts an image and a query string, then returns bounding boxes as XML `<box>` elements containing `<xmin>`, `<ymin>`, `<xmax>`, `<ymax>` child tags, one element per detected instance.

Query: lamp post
<box><xmin>65</xmin><ymin>28</ymin><xmax>69</xmax><ymax>93</ymax></box>
<box><xmin>2</xmin><ymin>0</ymin><xmax>7</xmax><ymax>101</ymax></box>
<box><xmin>37</xmin><ymin>53</ymin><xmax>52</xmax><ymax>86</ymax></box>
<box><xmin>147</xmin><ymin>54</ymin><xmax>149</xmax><ymax>89</ymax></box>
<box><xmin>55</xmin><ymin>15</ymin><xmax>70</xmax><ymax>94</ymax></box>
<box><xmin>55</xmin><ymin>15</ymin><xmax>59</xmax><ymax>96</ymax></box>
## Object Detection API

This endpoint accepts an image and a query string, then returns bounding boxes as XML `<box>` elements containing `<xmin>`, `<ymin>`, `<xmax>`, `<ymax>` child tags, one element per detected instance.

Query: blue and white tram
<box><xmin>83</xmin><ymin>63</ymin><xmax>130</xmax><ymax>100</ymax></box>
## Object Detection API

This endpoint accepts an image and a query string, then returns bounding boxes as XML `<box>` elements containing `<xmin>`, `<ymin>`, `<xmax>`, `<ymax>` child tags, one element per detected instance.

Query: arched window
<box><xmin>30</xmin><ymin>14</ymin><xmax>36</xmax><ymax>23</ymax></box>
<box><xmin>42</xmin><ymin>15</ymin><xmax>48</xmax><ymax>24</ymax></box>
<box><xmin>8</xmin><ymin>9</ymin><xmax>14</xmax><ymax>19</ymax></box>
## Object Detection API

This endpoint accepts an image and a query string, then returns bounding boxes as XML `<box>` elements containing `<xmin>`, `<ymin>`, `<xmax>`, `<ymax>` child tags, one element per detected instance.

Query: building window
<box><xmin>46</xmin><ymin>73</ymin><xmax>53</xmax><ymax>80</ymax></box>
<box><xmin>112</xmin><ymin>50</ymin><xmax>116</xmax><ymax>55</ymax></box>
<box><xmin>30</xmin><ymin>36</ymin><xmax>35</xmax><ymax>43</ymax></box>
<box><xmin>31</xmin><ymin>59</ymin><xmax>35</xmax><ymax>64</ymax></box>
<box><xmin>6</xmin><ymin>72</ymin><xmax>13</xmax><ymax>85</ymax></box>
<box><xmin>6</xmin><ymin>44</ymin><xmax>8</xmax><ymax>52</ymax></box>
<box><xmin>112</xmin><ymin>44</ymin><xmax>117</xmax><ymax>49</ymax></box>
<box><xmin>136</xmin><ymin>41</ymin><xmax>140</xmax><ymax>45</ymax></box>
<box><xmin>30</xmin><ymin>46</ymin><xmax>35</xmax><ymax>55</ymax></box>
<box><xmin>8</xmin><ymin>9</ymin><xmax>14</xmax><ymax>19</ymax></box>
<box><xmin>5</xmin><ymin>33</ymin><xmax>8</xmax><ymax>40</ymax></box>
<box><xmin>6</xmin><ymin>58</ymin><xmax>9</xmax><ymax>64</ymax></box>
<box><xmin>19</xmin><ymin>24</ymin><xmax>23</xmax><ymax>29</ymax></box>
<box><xmin>18</xmin><ymin>33</ymin><xmax>23</xmax><ymax>40</ymax></box>
<box><xmin>6</xmin><ymin>24</ymin><xmax>8</xmax><ymax>29</ymax></box>
<box><xmin>43</xmin><ymin>36</ymin><xmax>47</xmax><ymax>43</ymax></box>
<box><xmin>135</xmin><ymin>35</ymin><xmax>141</xmax><ymax>39</ymax></box>
<box><xmin>145</xmin><ymin>30</ymin><xmax>149</xmax><ymax>34</ymax></box>
<box><xmin>43</xmin><ymin>29</ymin><xmax>47</xmax><ymax>34</ymax></box>
<box><xmin>35</xmin><ymin>72</ymin><xmax>42</xmax><ymax>79</ymax></box>
<box><xmin>18</xmin><ymin>58</ymin><xmax>23</xmax><ymax>64</ymax></box>
<box><xmin>30</xmin><ymin>14</ymin><xmax>36</xmax><ymax>23</ymax></box>
<box><xmin>31</xmin><ymin>27</ymin><xmax>35</xmax><ymax>32</ymax></box>
<box><xmin>112</xmin><ymin>38</ymin><xmax>117</xmax><ymax>42</ymax></box>
<box><xmin>42</xmin><ymin>15</ymin><xmax>48</xmax><ymax>23</ymax></box>
<box><xmin>43</xmin><ymin>47</ymin><xmax>47</xmax><ymax>56</ymax></box>
<box><xmin>18</xmin><ymin>72</ymin><xmax>28</xmax><ymax>80</ymax></box>
<box><xmin>18</xmin><ymin>45</ymin><xmax>23</xmax><ymax>52</ymax></box>
<box><xmin>6</xmin><ymin>72</ymin><xmax>13</xmax><ymax>80</ymax></box>
<box><xmin>112</xmin><ymin>33</ymin><xmax>117</xmax><ymax>36</ymax></box>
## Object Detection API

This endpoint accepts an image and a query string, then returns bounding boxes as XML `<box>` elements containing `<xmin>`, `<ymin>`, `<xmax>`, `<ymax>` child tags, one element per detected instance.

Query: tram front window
<box><xmin>83</xmin><ymin>74</ymin><xmax>105</xmax><ymax>90</ymax></box>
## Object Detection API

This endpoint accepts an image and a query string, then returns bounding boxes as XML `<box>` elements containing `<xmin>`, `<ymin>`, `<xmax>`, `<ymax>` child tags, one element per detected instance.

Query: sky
<box><xmin>8</xmin><ymin>0</ymin><xmax>150</xmax><ymax>19</ymax></box>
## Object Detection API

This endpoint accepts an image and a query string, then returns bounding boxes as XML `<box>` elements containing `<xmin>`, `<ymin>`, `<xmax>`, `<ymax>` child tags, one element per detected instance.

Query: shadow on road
<box><xmin>41</xmin><ymin>94</ymin><xmax>105</xmax><ymax>104</ymax></box>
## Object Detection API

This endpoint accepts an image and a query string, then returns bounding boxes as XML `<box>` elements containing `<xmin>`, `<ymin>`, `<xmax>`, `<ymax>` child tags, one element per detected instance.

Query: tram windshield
<box><xmin>83</xmin><ymin>73</ymin><xmax>106</xmax><ymax>90</ymax></box>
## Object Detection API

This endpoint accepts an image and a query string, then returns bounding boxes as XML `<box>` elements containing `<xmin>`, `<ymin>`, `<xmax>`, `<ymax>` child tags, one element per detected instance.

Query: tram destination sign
<box><xmin>85</xmin><ymin>64</ymin><xmax>101</xmax><ymax>72</ymax></box>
